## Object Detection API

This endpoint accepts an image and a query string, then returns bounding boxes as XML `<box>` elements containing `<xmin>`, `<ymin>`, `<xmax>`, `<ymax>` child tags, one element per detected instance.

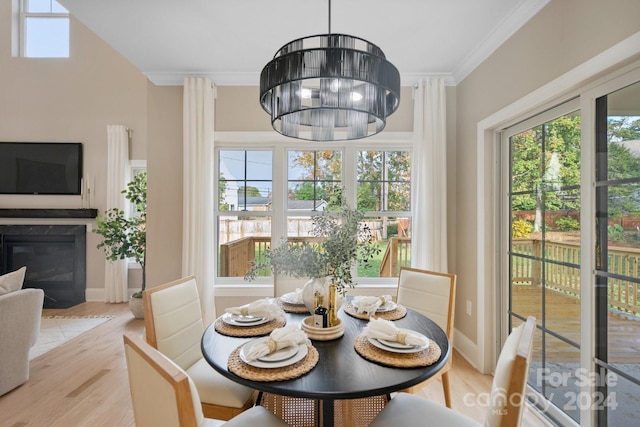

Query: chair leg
<box><xmin>398</xmin><ymin>386</ymin><xmax>415</xmax><ymax>394</ymax></box>
<box><xmin>442</xmin><ymin>371</ymin><xmax>452</xmax><ymax>408</ymax></box>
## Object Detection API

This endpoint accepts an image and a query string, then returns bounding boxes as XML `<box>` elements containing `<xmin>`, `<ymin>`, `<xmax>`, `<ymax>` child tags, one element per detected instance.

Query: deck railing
<box><xmin>219</xmin><ymin>236</ymin><xmax>267</xmax><ymax>277</ymax></box>
<box><xmin>223</xmin><ymin>235</ymin><xmax>640</xmax><ymax>315</ymax></box>
<box><xmin>378</xmin><ymin>237</ymin><xmax>411</xmax><ymax>277</ymax></box>
<box><xmin>512</xmin><ymin>238</ymin><xmax>640</xmax><ymax>316</ymax></box>
<box><xmin>220</xmin><ymin>236</ymin><xmax>412</xmax><ymax>278</ymax></box>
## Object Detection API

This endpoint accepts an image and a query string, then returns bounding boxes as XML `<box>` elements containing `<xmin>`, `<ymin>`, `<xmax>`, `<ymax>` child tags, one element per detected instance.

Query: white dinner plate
<box><xmin>257</xmin><ymin>345</ymin><xmax>299</xmax><ymax>362</ymax></box>
<box><xmin>221</xmin><ymin>312</ymin><xmax>269</xmax><ymax>327</ymax></box>
<box><xmin>280</xmin><ymin>293</ymin><xmax>305</xmax><ymax>305</ymax></box>
<box><xmin>377</xmin><ymin>338</ymin><xmax>415</xmax><ymax>349</ymax></box>
<box><xmin>240</xmin><ymin>339</ymin><xmax>308</xmax><ymax>368</ymax></box>
<box><xmin>376</xmin><ymin>301</ymin><xmax>397</xmax><ymax>312</ymax></box>
<box><xmin>367</xmin><ymin>329</ymin><xmax>430</xmax><ymax>354</ymax></box>
<box><xmin>232</xmin><ymin>314</ymin><xmax>265</xmax><ymax>323</ymax></box>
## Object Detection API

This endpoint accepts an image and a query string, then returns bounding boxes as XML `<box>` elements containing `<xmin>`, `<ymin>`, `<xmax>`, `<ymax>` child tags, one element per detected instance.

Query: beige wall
<box><xmin>0</xmin><ymin>7</ymin><xmax>149</xmax><ymax>297</ymax></box>
<box><xmin>145</xmin><ymin>84</ymin><xmax>183</xmax><ymax>287</ymax></box>
<box><xmin>454</xmin><ymin>0</ymin><xmax>640</xmax><ymax>356</ymax></box>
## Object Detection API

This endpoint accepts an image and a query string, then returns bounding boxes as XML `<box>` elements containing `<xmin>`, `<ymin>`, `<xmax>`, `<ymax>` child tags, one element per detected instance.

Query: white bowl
<box><xmin>301</xmin><ymin>316</ymin><xmax>345</xmax><ymax>341</ymax></box>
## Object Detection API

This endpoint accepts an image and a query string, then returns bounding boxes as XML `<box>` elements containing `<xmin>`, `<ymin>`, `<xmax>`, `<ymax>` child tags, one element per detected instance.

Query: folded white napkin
<box><xmin>281</xmin><ymin>288</ymin><xmax>304</xmax><ymax>305</ymax></box>
<box><xmin>244</xmin><ymin>324</ymin><xmax>309</xmax><ymax>361</ymax></box>
<box><xmin>362</xmin><ymin>318</ymin><xmax>429</xmax><ymax>347</ymax></box>
<box><xmin>225</xmin><ymin>298</ymin><xmax>285</xmax><ymax>322</ymax></box>
<box><xmin>352</xmin><ymin>295</ymin><xmax>393</xmax><ymax>314</ymax></box>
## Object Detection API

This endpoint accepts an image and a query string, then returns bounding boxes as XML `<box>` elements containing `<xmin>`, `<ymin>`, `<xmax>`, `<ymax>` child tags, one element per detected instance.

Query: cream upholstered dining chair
<box><xmin>369</xmin><ymin>316</ymin><xmax>537</xmax><ymax>427</ymax></box>
<box><xmin>396</xmin><ymin>267</ymin><xmax>456</xmax><ymax>407</ymax></box>
<box><xmin>123</xmin><ymin>332</ymin><xmax>291</xmax><ymax>427</ymax></box>
<box><xmin>143</xmin><ymin>276</ymin><xmax>255</xmax><ymax>420</ymax></box>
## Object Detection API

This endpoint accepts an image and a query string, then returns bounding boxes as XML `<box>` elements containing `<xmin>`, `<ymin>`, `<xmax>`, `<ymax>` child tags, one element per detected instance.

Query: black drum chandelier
<box><xmin>259</xmin><ymin>0</ymin><xmax>400</xmax><ymax>141</ymax></box>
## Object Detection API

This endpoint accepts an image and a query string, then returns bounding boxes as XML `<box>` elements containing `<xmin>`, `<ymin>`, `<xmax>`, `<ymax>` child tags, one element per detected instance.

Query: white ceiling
<box><xmin>59</xmin><ymin>0</ymin><xmax>549</xmax><ymax>86</ymax></box>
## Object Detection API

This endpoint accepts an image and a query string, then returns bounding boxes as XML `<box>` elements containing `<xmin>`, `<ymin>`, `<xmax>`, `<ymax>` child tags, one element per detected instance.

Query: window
<box><xmin>127</xmin><ymin>161</ymin><xmax>146</xmax><ymax>267</ymax></box>
<box><xmin>357</xmin><ymin>150</ymin><xmax>412</xmax><ymax>275</ymax></box>
<box><xmin>19</xmin><ymin>0</ymin><xmax>69</xmax><ymax>58</ymax></box>
<box><xmin>288</xmin><ymin>150</ymin><xmax>342</xmax><ymax>210</ymax></box>
<box><xmin>218</xmin><ymin>150</ymin><xmax>273</xmax><ymax>277</ymax></box>
<box><xmin>219</xmin><ymin>150</ymin><xmax>273</xmax><ymax>212</ymax></box>
<box><xmin>215</xmin><ymin>139</ymin><xmax>412</xmax><ymax>283</ymax></box>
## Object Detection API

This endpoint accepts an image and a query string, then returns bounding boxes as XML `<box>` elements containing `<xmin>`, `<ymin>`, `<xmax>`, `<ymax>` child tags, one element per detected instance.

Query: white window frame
<box><xmin>213</xmin><ymin>132</ymin><xmax>413</xmax><ymax>296</ymax></box>
<box><xmin>127</xmin><ymin>160</ymin><xmax>146</xmax><ymax>269</ymax></box>
<box><xmin>17</xmin><ymin>0</ymin><xmax>69</xmax><ymax>58</ymax></box>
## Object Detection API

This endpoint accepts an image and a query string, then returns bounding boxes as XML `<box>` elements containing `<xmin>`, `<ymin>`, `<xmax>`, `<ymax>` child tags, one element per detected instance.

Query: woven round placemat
<box><xmin>353</xmin><ymin>335</ymin><xmax>441</xmax><ymax>368</ymax></box>
<box><xmin>228</xmin><ymin>344</ymin><xmax>319</xmax><ymax>381</ymax></box>
<box><xmin>343</xmin><ymin>301</ymin><xmax>407</xmax><ymax>321</ymax></box>
<box><xmin>214</xmin><ymin>318</ymin><xmax>286</xmax><ymax>337</ymax></box>
<box><xmin>277</xmin><ymin>298</ymin><xmax>310</xmax><ymax>314</ymax></box>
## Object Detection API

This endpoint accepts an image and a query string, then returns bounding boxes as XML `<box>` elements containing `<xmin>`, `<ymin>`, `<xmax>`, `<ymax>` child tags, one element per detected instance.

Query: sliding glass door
<box><xmin>504</xmin><ymin>99</ymin><xmax>582</xmax><ymax>424</ymax></box>
<box><xmin>593</xmin><ymin>80</ymin><xmax>640</xmax><ymax>426</ymax></box>
<box><xmin>502</xmin><ymin>72</ymin><xmax>640</xmax><ymax>426</ymax></box>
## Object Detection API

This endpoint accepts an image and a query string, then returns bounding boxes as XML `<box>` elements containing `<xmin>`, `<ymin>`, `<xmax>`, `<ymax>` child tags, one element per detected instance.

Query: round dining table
<box><xmin>201</xmin><ymin>301</ymin><xmax>450</xmax><ymax>427</ymax></box>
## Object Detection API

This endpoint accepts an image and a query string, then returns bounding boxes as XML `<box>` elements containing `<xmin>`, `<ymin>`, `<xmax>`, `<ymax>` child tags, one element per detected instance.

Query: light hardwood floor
<box><xmin>0</xmin><ymin>302</ymin><xmax>553</xmax><ymax>426</ymax></box>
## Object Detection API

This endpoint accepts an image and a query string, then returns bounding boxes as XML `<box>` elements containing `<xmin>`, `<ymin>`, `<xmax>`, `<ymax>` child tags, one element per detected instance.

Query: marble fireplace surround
<box><xmin>0</xmin><ymin>209</ymin><xmax>97</xmax><ymax>308</ymax></box>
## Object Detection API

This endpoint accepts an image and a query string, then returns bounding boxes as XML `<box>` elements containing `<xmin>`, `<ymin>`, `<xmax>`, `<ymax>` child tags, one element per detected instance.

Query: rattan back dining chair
<box><xmin>369</xmin><ymin>316</ymin><xmax>537</xmax><ymax>427</ymax></box>
<box><xmin>143</xmin><ymin>276</ymin><xmax>255</xmax><ymax>420</ymax></box>
<box><xmin>123</xmin><ymin>332</ymin><xmax>291</xmax><ymax>427</ymax></box>
<box><xmin>396</xmin><ymin>267</ymin><xmax>456</xmax><ymax>407</ymax></box>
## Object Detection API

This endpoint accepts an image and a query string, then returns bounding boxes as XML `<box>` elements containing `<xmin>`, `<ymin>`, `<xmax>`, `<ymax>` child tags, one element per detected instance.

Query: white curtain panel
<box><xmin>182</xmin><ymin>77</ymin><xmax>216</xmax><ymax>325</ymax></box>
<box><xmin>105</xmin><ymin>125</ymin><xmax>130</xmax><ymax>303</ymax></box>
<box><xmin>411</xmin><ymin>78</ymin><xmax>448</xmax><ymax>272</ymax></box>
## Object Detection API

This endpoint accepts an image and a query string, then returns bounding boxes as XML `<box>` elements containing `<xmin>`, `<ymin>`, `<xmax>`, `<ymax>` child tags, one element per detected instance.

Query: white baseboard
<box><xmin>452</xmin><ymin>327</ymin><xmax>481</xmax><ymax>372</ymax></box>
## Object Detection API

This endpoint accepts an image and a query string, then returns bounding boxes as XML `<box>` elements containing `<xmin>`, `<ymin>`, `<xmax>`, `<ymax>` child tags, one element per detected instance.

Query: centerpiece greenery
<box><xmin>94</xmin><ymin>172</ymin><xmax>147</xmax><ymax>297</ymax></box>
<box><xmin>245</xmin><ymin>202</ymin><xmax>379</xmax><ymax>296</ymax></box>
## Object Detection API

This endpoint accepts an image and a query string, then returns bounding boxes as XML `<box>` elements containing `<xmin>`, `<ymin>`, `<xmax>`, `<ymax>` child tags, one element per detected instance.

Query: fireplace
<box><xmin>0</xmin><ymin>225</ymin><xmax>86</xmax><ymax>308</ymax></box>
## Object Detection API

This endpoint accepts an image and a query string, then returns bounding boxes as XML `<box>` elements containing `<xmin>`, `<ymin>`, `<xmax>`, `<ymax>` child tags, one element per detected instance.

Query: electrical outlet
<box><xmin>466</xmin><ymin>300</ymin><xmax>472</xmax><ymax>316</ymax></box>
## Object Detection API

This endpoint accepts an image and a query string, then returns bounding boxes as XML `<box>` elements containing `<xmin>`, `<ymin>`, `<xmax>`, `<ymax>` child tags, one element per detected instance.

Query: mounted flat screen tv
<box><xmin>0</xmin><ymin>142</ymin><xmax>83</xmax><ymax>195</ymax></box>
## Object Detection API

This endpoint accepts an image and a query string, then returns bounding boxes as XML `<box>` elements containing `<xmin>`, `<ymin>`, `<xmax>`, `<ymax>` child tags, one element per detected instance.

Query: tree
<box><xmin>355</xmin><ymin>150</ymin><xmax>411</xmax><ymax>212</ymax></box>
<box><xmin>607</xmin><ymin>116</ymin><xmax>640</xmax><ymax>217</ymax></box>
<box><xmin>511</xmin><ymin>115</ymin><xmax>581</xmax><ymax>231</ymax></box>
<box><xmin>218</xmin><ymin>172</ymin><xmax>229</xmax><ymax>210</ymax></box>
<box><xmin>94</xmin><ymin>172</ymin><xmax>147</xmax><ymax>295</ymax></box>
<box><xmin>238</xmin><ymin>186</ymin><xmax>261</xmax><ymax>197</ymax></box>
<box><xmin>289</xmin><ymin>150</ymin><xmax>342</xmax><ymax>207</ymax></box>
<box><xmin>511</xmin><ymin>113</ymin><xmax>640</xmax><ymax>230</ymax></box>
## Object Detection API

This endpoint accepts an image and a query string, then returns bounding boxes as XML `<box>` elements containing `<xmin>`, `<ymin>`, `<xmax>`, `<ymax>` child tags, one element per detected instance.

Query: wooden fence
<box><xmin>512</xmin><ymin>238</ymin><xmax>640</xmax><ymax>315</ymax></box>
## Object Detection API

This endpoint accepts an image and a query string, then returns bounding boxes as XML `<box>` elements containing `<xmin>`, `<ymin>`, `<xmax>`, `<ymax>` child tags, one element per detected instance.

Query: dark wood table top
<box><xmin>201</xmin><ymin>302</ymin><xmax>451</xmax><ymax>401</ymax></box>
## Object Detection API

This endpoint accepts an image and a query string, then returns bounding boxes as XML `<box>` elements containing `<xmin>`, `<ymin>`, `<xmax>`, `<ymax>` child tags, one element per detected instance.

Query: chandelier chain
<box><xmin>328</xmin><ymin>0</ymin><xmax>331</xmax><ymax>34</ymax></box>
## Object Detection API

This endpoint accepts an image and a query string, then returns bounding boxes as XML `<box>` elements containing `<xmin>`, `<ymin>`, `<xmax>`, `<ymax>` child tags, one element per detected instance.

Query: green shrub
<box><xmin>555</xmin><ymin>216</ymin><xmax>579</xmax><ymax>231</ymax></box>
<box><xmin>608</xmin><ymin>223</ymin><xmax>624</xmax><ymax>239</ymax></box>
<box><xmin>512</xmin><ymin>218</ymin><xmax>533</xmax><ymax>238</ymax></box>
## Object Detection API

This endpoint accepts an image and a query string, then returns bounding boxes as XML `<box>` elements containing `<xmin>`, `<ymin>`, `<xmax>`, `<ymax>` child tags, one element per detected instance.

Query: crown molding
<box><xmin>145</xmin><ymin>71</ymin><xmax>456</xmax><ymax>87</ymax></box>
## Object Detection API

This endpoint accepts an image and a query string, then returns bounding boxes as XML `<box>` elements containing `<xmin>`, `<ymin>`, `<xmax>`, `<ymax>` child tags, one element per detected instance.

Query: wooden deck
<box><xmin>512</xmin><ymin>285</ymin><xmax>640</xmax><ymax>363</ymax></box>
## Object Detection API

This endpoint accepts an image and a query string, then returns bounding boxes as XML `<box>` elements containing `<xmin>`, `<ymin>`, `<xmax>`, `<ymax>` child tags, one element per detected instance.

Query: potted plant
<box><xmin>245</xmin><ymin>201</ymin><xmax>379</xmax><ymax>314</ymax></box>
<box><xmin>94</xmin><ymin>172</ymin><xmax>146</xmax><ymax>318</ymax></box>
